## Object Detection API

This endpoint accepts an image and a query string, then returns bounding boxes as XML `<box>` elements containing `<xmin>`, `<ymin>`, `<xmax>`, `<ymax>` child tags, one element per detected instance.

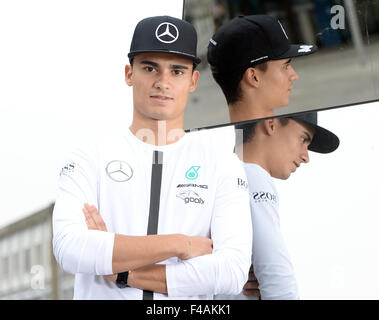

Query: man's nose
<box><xmin>301</xmin><ymin>148</ymin><xmax>310</xmax><ymax>163</ymax></box>
<box><xmin>290</xmin><ymin>66</ymin><xmax>299</xmax><ymax>81</ymax></box>
<box><xmin>154</xmin><ymin>71</ymin><xmax>170</xmax><ymax>90</ymax></box>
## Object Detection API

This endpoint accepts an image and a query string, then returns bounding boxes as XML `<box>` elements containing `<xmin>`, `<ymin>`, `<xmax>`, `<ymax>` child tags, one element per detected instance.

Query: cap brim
<box><xmin>273</xmin><ymin>44</ymin><xmax>318</xmax><ymax>60</ymax></box>
<box><xmin>307</xmin><ymin>124</ymin><xmax>340</xmax><ymax>154</ymax></box>
<box><xmin>128</xmin><ymin>50</ymin><xmax>201</xmax><ymax>65</ymax></box>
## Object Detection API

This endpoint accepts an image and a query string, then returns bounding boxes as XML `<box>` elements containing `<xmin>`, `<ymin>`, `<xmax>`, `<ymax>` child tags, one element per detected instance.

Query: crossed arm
<box><xmin>83</xmin><ymin>203</ymin><xmax>260</xmax><ymax>297</ymax></box>
<box><xmin>82</xmin><ymin>203</ymin><xmax>212</xmax><ymax>293</ymax></box>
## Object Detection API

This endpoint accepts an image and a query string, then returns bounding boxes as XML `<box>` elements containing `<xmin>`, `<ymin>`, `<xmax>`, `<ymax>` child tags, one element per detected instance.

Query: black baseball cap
<box><xmin>128</xmin><ymin>16</ymin><xmax>201</xmax><ymax>65</ymax></box>
<box><xmin>290</xmin><ymin>112</ymin><xmax>339</xmax><ymax>154</ymax></box>
<box><xmin>208</xmin><ymin>15</ymin><xmax>317</xmax><ymax>73</ymax></box>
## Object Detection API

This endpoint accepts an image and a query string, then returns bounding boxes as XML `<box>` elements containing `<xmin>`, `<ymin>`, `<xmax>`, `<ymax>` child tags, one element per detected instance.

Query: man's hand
<box><xmin>178</xmin><ymin>236</ymin><xmax>213</xmax><ymax>260</ymax></box>
<box><xmin>82</xmin><ymin>203</ymin><xmax>117</xmax><ymax>282</ymax></box>
<box><xmin>243</xmin><ymin>264</ymin><xmax>261</xmax><ymax>297</ymax></box>
<box><xmin>83</xmin><ymin>203</ymin><xmax>108</xmax><ymax>232</ymax></box>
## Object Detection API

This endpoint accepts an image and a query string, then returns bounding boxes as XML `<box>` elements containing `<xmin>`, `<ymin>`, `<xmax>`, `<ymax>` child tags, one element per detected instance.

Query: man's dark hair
<box><xmin>235</xmin><ymin>116</ymin><xmax>290</xmax><ymax>144</ymax></box>
<box><xmin>211</xmin><ymin>62</ymin><xmax>268</xmax><ymax>105</ymax></box>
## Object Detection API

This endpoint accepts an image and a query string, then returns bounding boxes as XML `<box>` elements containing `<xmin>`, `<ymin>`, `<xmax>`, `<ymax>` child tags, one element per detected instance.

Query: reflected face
<box><xmin>125</xmin><ymin>53</ymin><xmax>199</xmax><ymax>122</ymax></box>
<box><xmin>257</xmin><ymin>58</ymin><xmax>299</xmax><ymax>109</ymax></box>
<box><xmin>270</xmin><ymin>119</ymin><xmax>314</xmax><ymax>180</ymax></box>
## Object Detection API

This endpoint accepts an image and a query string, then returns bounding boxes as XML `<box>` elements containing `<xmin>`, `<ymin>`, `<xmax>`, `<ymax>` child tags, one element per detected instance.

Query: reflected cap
<box><xmin>208</xmin><ymin>15</ymin><xmax>317</xmax><ymax>73</ymax></box>
<box><xmin>291</xmin><ymin>112</ymin><xmax>339</xmax><ymax>154</ymax></box>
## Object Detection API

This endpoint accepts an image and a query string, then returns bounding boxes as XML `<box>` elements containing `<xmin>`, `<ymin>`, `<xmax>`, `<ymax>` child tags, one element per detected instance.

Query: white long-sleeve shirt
<box><xmin>244</xmin><ymin>163</ymin><xmax>299</xmax><ymax>300</ymax></box>
<box><xmin>52</xmin><ymin>129</ymin><xmax>252</xmax><ymax>300</ymax></box>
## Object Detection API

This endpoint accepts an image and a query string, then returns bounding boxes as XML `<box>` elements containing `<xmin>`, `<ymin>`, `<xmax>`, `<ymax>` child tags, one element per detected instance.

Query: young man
<box><xmin>207</xmin><ymin>14</ymin><xmax>317</xmax><ymax>121</ymax></box>
<box><xmin>53</xmin><ymin>16</ymin><xmax>252</xmax><ymax>300</ymax></box>
<box><xmin>236</xmin><ymin>113</ymin><xmax>339</xmax><ymax>299</ymax></box>
<box><xmin>207</xmin><ymin>15</ymin><xmax>339</xmax><ymax>299</ymax></box>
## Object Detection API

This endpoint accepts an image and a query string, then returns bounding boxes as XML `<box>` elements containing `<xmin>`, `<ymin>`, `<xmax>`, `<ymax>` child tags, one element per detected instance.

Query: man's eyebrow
<box><xmin>139</xmin><ymin>60</ymin><xmax>189</xmax><ymax>70</ymax></box>
<box><xmin>140</xmin><ymin>60</ymin><xmax>159</xmax><ymax>67</ymax></box>
<box><xmin>170</xmin><ymin>64</ymin><xmax>189</xmax><ymax>70</ymax></box>
<box><xmin>285</xmin><ymin>58</ymin><xmax>292</xmax><ymax>64</ymax></box>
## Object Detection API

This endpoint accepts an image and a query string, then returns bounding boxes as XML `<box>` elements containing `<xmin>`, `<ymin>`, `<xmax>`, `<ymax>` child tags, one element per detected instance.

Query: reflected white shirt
<box><xmin>244</xmin><ymin>163</ymin><xmax>299</xmax><ymax>300</ymax></box>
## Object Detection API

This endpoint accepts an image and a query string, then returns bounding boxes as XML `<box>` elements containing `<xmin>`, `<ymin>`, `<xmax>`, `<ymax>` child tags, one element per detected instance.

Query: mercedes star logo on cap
<box><xmin>128</xmin><ymin>16</ymin><xmax>201</xmax><ymax>65</ymax></box>
<box><xmin>155</xmin><ymin>22</ymin><xmax>179</xmax><ymax>44</ymax></box>
<box><xmin>106</xmin><ymin>160</ymin><xmax>133</xmax><ymax>182</ymax></box>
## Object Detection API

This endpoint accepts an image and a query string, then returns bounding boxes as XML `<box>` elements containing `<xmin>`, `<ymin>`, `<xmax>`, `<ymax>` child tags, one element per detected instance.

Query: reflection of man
<box><xmin>207</xmin><ymin>15</ymin><xmax>336</xmax><ymax>299</ymax></box>
<box><xmin>207</xmin><ymin>15</ymin><xmax>317</xmax><ymax>121</ymax></box>
<box><xmin>53</xmin><ymin>15</ymin><xmax>252</xmax><ymax>300</ymax></box>
<box><xmin>236</xmin><ymin>113</ymin><xmax>339</xmax><ymax>299</ymax></box>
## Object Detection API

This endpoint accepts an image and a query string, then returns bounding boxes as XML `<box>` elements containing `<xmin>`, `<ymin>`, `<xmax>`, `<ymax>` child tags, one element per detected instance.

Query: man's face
<box><xmin>257</xmin><ymin>58</ymin><xmax>299</xmax><ymax>109</ymax></box>
<box><xmin>125</xmin><ymin>53</ymin><xmax>199</xmax><ymax>122</ymax></box>
<box><xmin>269</xmin><ymin>119</ymin><xmax>314</xmax><ymax>180</ymax></box>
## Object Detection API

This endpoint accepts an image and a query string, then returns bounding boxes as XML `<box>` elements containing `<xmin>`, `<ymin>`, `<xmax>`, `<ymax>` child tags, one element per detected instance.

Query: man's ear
<box><xmin>189</xmin><ymin>70</ymin><xmax>200</xmax><ymax>93</ymax></box>
<box><xmin>262</xmin><ymin>119</ymin><xmax>276</xmax><ymax>136</ymax></box>
<box><xmin>243</xmin><ymin>67</ymin><xmax>260</xmax><ymax>88</ymax></box>
<box><xmin>125</xmin><ymin>64</ymin><xmax>133</xmax><ymax>86</ymax></box>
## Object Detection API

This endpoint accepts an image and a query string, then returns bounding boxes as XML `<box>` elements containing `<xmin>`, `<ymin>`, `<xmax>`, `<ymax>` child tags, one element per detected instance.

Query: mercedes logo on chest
<box><xmin>106</xmin><ymin>160</ymin><xmax>133</xmax><ymax>182</ymax></box>
<box><xmin>155</xmin><ymin>22</ymin><xmax>179</xmax><ymax>44</ymax></box>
